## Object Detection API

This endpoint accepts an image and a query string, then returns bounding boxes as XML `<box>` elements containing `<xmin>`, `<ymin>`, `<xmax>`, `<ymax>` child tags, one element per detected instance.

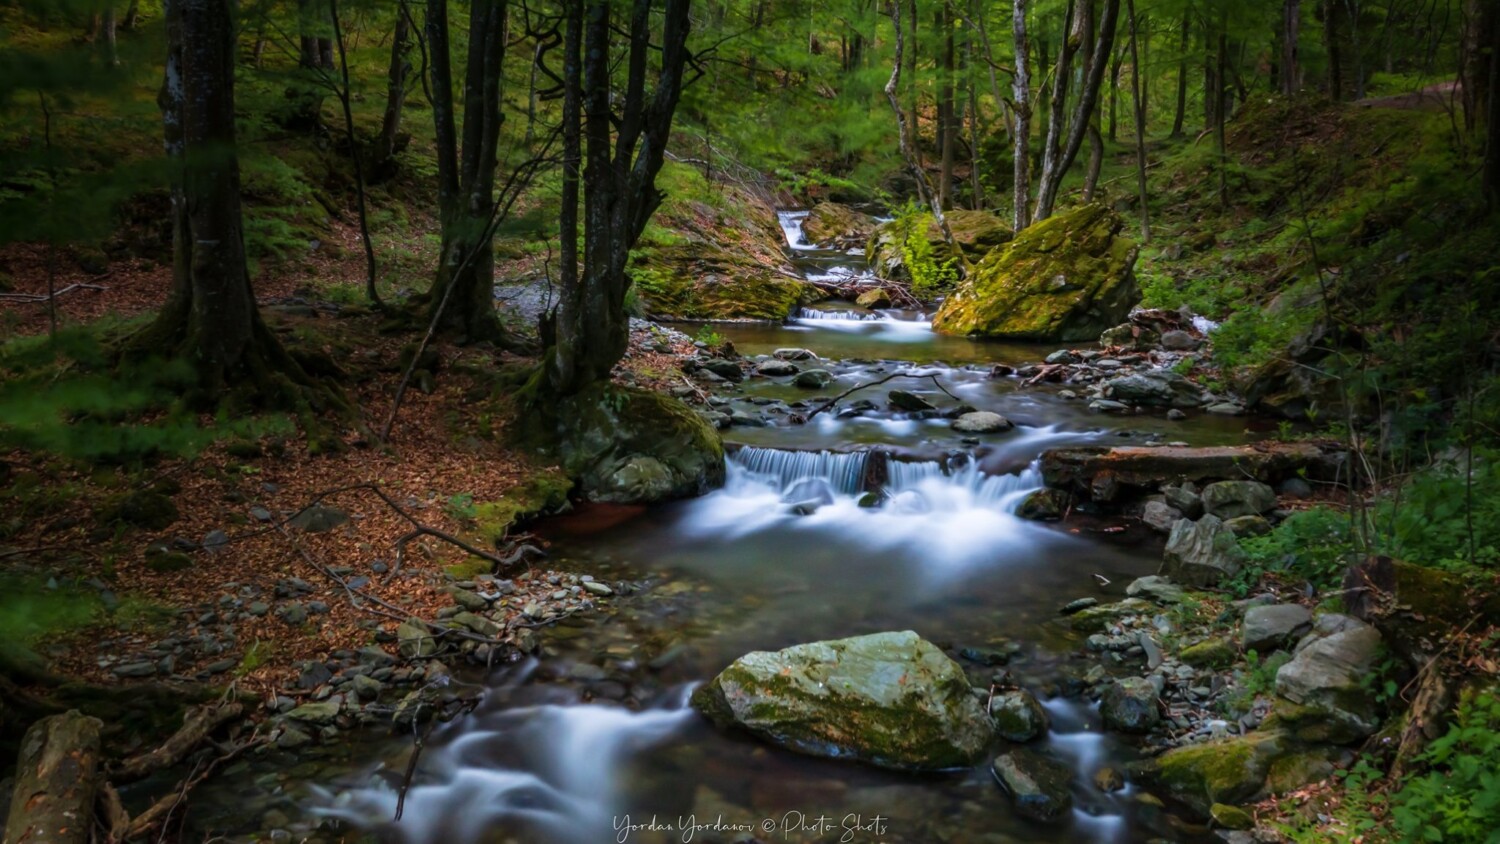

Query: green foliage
<box><xmin>1221</xmin><ymin>649</ymin><xmax>1292</xmax><ymax>717</ymax></box>
<box><xmin>1233</xmin><ymin>508</ymin><xmax>1356</xmax><ymax>594</ymax></box>
<box><xmin>0</xmin><ymin>327</ymin><xmax>291</xmax><ymax>463</ymax></box>
<box><xmin>890</xmin><ymin>203</ymin><xmax>958</xmax><ymax>298</ymax></box>
<box><xmin>1380</xmin><ymin>450</ymin><xmax>1500</xmax><ymax>571</ymax></box>
<box><xmin>443</xmin><ymin>492</ymin><xmax>478</xmax><ymax>522</ymax></box>
<box><xmin>693</xmin><ymin>325</ymin><xmax>725</xmax><ymax>347</ymax></box>
<box><xmin>1389</xmin><ymin>690</ymin><xmax>1500</xmax><ymax>843</ymax></box>
<box><xmin>0</xmin><ymin>575</ymin><xmax>99</xmax><ymax>644</ymax></box>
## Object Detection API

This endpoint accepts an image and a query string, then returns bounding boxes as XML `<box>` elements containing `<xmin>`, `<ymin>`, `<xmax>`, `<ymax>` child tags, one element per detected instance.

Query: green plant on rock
<box><xmin>892</xmin><ymin>202</ymin><xmax>958</xmax><ymax>298</ymax></box>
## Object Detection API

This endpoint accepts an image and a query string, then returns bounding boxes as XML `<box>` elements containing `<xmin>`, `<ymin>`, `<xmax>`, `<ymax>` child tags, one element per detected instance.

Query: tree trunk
<box><xmin>885</xmin><ymin>0</ymin><xmax>959</xmax><ymax>254</ymax></box>
<box><xmin>3</xmin><ymin>711</ymin><xmax>102</xmax><ymax>844</ymax></box>
<box><xmin>1083</xmin><ymin>118</ymin><xmax>1104</xmax><ymax>200</ymax></box>
<box><xmin>1325</xmin><ymin>0</ymin><xmax>1344</xmax><ymax>100</ymax></box>
<box><xmin>1035</xmin><ymin>0</ymin><xmax>1123</xmax><ymax>220</ymax></box>
<box><xmin>1484</xmin><ymin>2</ymin><xmax>1500</xmax><ymax>208</ymax></box>
<box><xmin>423</xmin><ymin>0</ymin><xmax>520</xmax><ymax>345</ymax></box>
<box><xmin>1216</xmin><ymin>27</ymin><xmax>1229</xmax><ymax>207</ymax></box>
<box><xmin>938</xmin><ymin>3</ymin><xmax>956</xmax><ymax>210</ymax></box>
<box><xmin>134</xmin><ymin>0</ymin><xmax>310</xmax><ymax>401</ymax></box>
<box><xmin>1108</xmin><ymin>42</ymin><xmax>1122</xmax><ymax>144</ymax></box>
<box><xmin>122</xmin><ymin>0</ymin><xmax>139</xmax><ymax>29</ymax></box>
<box><xmin>1036</xmin><ymin>0</ymin><xmax>1079</xmax><ymax>216</ymax></box>
<box><xmin>1462</xmin><ymin>0</ymin><xmax>1494</xmax><ymax>130</ymax></box>
<box><xmin>1128</xmin><ymin>0</ymin><xmax>1151</xmax><ymax>241</ymax></box>
<box><xmin>1282</xmin><ymin>0</ymin><xmax>1302</xmax><ymax>94</ymax></box>
<box><xmin>1013</xmin><ymin>0</ymin><xmax>1033</xmax><ymax>231</ymax></box>
<box><xmin>371</xmin><ymin>6</ymin><xmax>411</xmax><ymax>178</ymax></box>
<box><xmin>102</xmin><ymin>4</ymin><xmax>118</xmax><ymax>65</ymax></box>
<box><xmin>544</xmin><ymin>0</ymin><xmax>693</xmax><ymax>395</ymax></box>
<box><xmin>1172</xmin><ymin>9</ymin><xmax>1189</xmax><ymax>137</ymax></box>
<box><xmin>329</xmin><ymin>0</ymin><xmax>380</xmax><ymax>305</ymax></box>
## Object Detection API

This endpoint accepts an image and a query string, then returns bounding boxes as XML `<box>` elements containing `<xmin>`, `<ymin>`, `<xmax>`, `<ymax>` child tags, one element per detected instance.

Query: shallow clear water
<box><xmin>218</xmin><ymin>212</ymin><xmax>1248</xmax><ymax>844</ymax></box>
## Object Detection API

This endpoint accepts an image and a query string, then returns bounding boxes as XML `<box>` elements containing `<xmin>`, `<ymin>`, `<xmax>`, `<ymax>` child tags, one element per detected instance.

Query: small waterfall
<box><xmin>730</xmin><ymin>446</ymin><xmax>869</xmax><ymax>495</ymax></box>
<box><xmin>314</xmin><ymin>680</ymin><xmax>696</xmax><ymax>844</ymax></box>
<box><xmin>776</xmin><ymin>210</ymin><xmax>817</xmax><ymax>251</ymax></box>
<box><xmin>794</xmin><ymin>307</ymin><xmax>883</xmax><ymax>322</ymax></box>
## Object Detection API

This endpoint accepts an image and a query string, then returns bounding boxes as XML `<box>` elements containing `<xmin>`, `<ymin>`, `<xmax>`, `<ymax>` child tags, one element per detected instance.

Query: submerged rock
<box><xmin>1016</xmin><ymin>489</ymin><xmax>1069</xmax><ymax>521</ymax></box>
<box><xmin>991</xmin><ymin>750</ymin><xmax>1075</xmax><ymax>823</ymax></box>
<box><xmin>692</xmin><ymin>630</ymin><xmax>993</xmax><ymax>770</ymax></box>
<box><xmin>887</xmin><ymin>390</ymin><xmax>936</xmax><ymax>412</ymax></box>
<box><xmin>933</xmin><ymin>204</ymin><xmax>1138</xmax><ymax>342</ymax></box>
<box><xmin>794</xmin><ymin>369</ymin><xmax>835</xmax><ymax>389</ymax></box>
<box><xmin>951</xmin><ymin>411</ymin><xmax>1013</xmax><ymax>434</ymax></box>
<box><xmin>990</xmin><ymin>690</ymin><xmax>1049</xmax><ymax>742</ymax></box>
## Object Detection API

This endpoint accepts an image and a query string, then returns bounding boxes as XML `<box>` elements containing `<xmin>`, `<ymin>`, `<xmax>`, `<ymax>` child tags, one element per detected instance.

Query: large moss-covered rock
<box><xmin>1132</xmin><ymin>729</ymin><xmax>1292</xmax><ymax>815</ymax></box>
<box><xmin>630</xmin><ymin>243</ymin><xmax>812</xmax><ymax>320</ymax></box>
<box><xmin>1270</xmin><ymin>614</ymin><xmax>1384</xmax><ymax>743</ymax></box>
<box><xmin>933</xmin><ymin>204</ymin><xmax>1139</xmax><ymax>342</ymax></box>
<box><xmin>867</xmin><ymin>210</ymin><xmax>1012</xmax><ymax>280</ymax></box>
<box><xmin>801</xmin><ymin>202</ymin><xmax>876</xmax><ymax>249</ymax></box>
<box><xmin>541</xmin><ymin>383</ymin><xmax>725</xmax><ymax>504</ymax></box>
<box><xmin>692</xmin><ymin>630</ymin><xmax>993</xmax><ymax>770</ymax></box>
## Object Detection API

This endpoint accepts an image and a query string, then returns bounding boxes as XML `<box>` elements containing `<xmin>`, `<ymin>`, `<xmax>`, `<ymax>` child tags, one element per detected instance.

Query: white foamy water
<box><xmin>777</xmin><ymin>210</ymin><xmax>819</xmax><ymax>252</ymax></box>
<box><xmin>789</xmin><ymin>308</ymin><xmax>935</xmax><ymax>343</ymax></box>
<box><xmin>315</xmin><ymin>681</ymin><xmax>697</xmax><ymax>844</ymax></box>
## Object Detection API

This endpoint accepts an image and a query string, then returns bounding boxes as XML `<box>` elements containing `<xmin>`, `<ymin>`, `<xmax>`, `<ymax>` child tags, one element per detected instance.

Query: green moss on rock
<box><xmin>933</xmin><ymin>204</ymin><xmax>1139</xmax><ymax>342</ymax></box>
<box><xmin>867</xmin><ymin>210</ymin><xmax>1012</xmax><ymax>281</ymax></box>
<box><xmin>692</xmin><ymin>630</ymin><xmax>992</xmax><ymax>771</ymax></box>
<box><xmin>1135</xmin><ymin>729</ymin><xmax>1291</xmax><ymax>815</ymax></box>
<box><xmin>1180</xmin><ymin>637</ymin><xmax>1239</xmax><ymax>669</ymax></box>
<box><xmin>631</xmin><ymin>244</ymin><xmax>812</xmax><ymax>321</ymax></box>
<box><xmin>470</xmin><ymin>466</ymin><xmax>572</xmax><ymax>543</ymax></box>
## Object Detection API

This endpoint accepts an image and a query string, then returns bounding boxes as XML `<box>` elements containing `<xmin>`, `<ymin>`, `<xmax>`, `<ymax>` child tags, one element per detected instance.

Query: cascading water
<box><xmin>776</xmin><ymin>210</ymin><xmax>817</xmax><ymax>251</ymax></box>
<box><xmin>317</xmin><ymin>670</ymin><xmax>697</xmax><ymax>844</ymax></box>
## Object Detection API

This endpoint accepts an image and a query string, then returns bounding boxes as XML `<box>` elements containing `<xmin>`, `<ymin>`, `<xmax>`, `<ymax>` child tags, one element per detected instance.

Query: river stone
<box><xmin>1104</xmin><ymin>369</ymin><xmax>1206</xmax><ymax>408</ymax></box>
<box><xmin>951</xmin><ymin>411</ymin><xmax>1013</xmax><ymax>434</ymax></box>
<box><xmin>1210</xmin><ymin>803</ymin><xmax>1255</xmax><ymax>830</ymax></box>
<box><xmin>1179</xmin><ymin>638</ymin><xmax>1237</xmax><ymax>669</ymax></box>
<box><xmin>794</xmin><ymin>369</ymin><xmax>835</xmax><ymax>389</ymax></box>
<box><xmin>933</xmin><ymin>204</ymin><xmax>1137</xmax><ymax>342</ymax></box>
<box><xmin>991</xmin><ymin>750</ymin><xmax>1075</xmax><ymax>823</ymax></box>
<box><xmin>397</xmin><ymin>618</ymin><xmax>437</xmax><ymax>659</ymax></box>
<box><xmin>1161</xmin><ymin>515</ymin><xmax>1245</xmax><ymax>587</ymax></box>
<box><xmin>1016</xmin><ymin>488</ymin><xmax>1069</xmax><ymax>521</ymax></box>
<box><xmin>543</xmin><ymin>384</ymin><xmax>724</xmax><ymax>505</ymax></box>
<box><xmin>990</xmin><ymin>690</ymin><xmax>1049</xmax><ymax>742</ymax></box>
<box><xmin>288</xmin><ymin>504</ymin><xmax>349</xmax><ymax>533</ymax></box>
<box><xmin>855</xmin><ymin>287</ymin><xmax>893</xmax><ymax>309</ymax></box>
<box><xmin>756</xmin><ymin>359</ymin><xmax>800</xmax><ymax>377</ymax></box>
<box><xmin>1100</xmin><ymin>677</ymin><xmax>1160</xmax><ymax>733</ymax></box>
<box><xmin>802</xmin><ymin>201</ymin><xmax>877</xmax><ymax>248</ymax></box>
<box><xmin>1126</xmin><ymin>575</ymin><xmax>1186</xmax><ymax>605</ymax></box>
<box><xmin>1224</xmin><ymin>515</ymin><xmax>1273</xmax><ymax>537</ymax></box>
<box><xmin>1141</xmin><ymin>500</ymin><xmax>1182</xmax><ymax>533</ymax></box>
<box><xmin>1161</xmin><ymin>329</ymin><xmax>1201</xmax><ymax>351</ymax></box>
<box><xmin>775</xmin><ymin>348</ymin><xmax>818</xmax><ymax>361</ymax></box>
<box><xmin>1100</xmin><ymin>323</ymin><xmax>1160</xmax><ymax>350</ymax></box>
<box><xmin>1201</xmin><ymin>481</ymin><xmax>1276</xmax><ymax>519</ymax></box>
<box><xmin>1163</xmin><ymin>482</ymin><xmax>1205</xmax><ymax>519</ymax></box>
<box><xmin>887</xmin><ymin>390</ymin><xmax>936</xmax><ymax>412</ymax></box>
<box><xmin>287</xmin><ymin>701</ymin><xmax>340</xmax><ymax>726</ymax></box>
<box><xmin>1272</xmin><ymin>614</ymin><xmax>1384</xmax><ymax>743</ymax></box>
<box><xmin>701</xmin><ymin>359</ymin><xmax>744</xmax><ymax>381</ymax></box>
<box><xmin>692</xmin><ymin>630</ymin><xmax>993</xmax><ymax>770</ymax></box>
<box><xmin>1131</xmin><ymin>729</ymin><xmax>1293</xmax><ymax>815</ymax></box>
<box><xmin>1242</xmin><ymin>604</ymin><xmax>1313</xmax><ymax>652</ymax></box>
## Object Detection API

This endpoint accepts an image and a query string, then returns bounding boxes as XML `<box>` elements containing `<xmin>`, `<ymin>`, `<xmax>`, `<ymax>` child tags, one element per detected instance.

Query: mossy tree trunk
<box><xmin>422</xmin><ymin>0</ymin><xmax>525</xmax><ymax>349</ymax></box>
<box><xmin>3</xmin><ymin>711</ymin><xmax>102</xmax><ymax>844</ymax></box>
<box><xmin>130</xmin><ymin>0</ymin><xmax>315</xmax><ymax>406</ymax></box>
<box><xmin>542</xmin><ymin>0</ymin><xmax>692</xmax><ymax>396</ymax></box>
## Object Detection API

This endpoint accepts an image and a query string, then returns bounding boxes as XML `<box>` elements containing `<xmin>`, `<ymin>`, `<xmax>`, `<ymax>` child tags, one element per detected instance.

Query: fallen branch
<box><xmin>801</xmin><ymin>370</ymin><xmax>962</xmax><ymax>422</ymax></box>
<box><xmin>110</xmin><ymin>701</ymin><xmax>245</xmax><ymax>783</ymax></box>
<box><xmin>0</xmin><ymin>282</ymin><xmax>109</xmax><ymax>303</ymax></box>
<box><xmin>121</xmin><ymin>729</ymin><xmax>264</xmax><ymax>841</ymax></box>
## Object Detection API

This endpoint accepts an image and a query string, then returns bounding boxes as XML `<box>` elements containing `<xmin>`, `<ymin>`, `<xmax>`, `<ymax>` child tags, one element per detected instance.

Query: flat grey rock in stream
<box><xmin>692</xmin><ymin>630</ymin><xmax>993</xmax><ymax>770</ymax></box>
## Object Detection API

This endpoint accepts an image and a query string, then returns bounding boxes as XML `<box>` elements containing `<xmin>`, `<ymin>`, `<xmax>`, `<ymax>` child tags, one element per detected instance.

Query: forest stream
<box><xmin>174</xmin><ymin>214</ymin><xmax>1278</xmax><ymax>844</ymax></box>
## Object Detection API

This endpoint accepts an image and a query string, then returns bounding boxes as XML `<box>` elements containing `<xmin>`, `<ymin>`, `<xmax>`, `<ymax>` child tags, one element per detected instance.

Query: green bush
<box><xmin>1379</xmin><ymin>450</ymin><xmax>1500</xmax><ymax>571</ymax></box>
<box><xmin>1232</xmin><ymin>507</ymin><xmax>1356</xmax><ymax>594</ymax></box>
<box><xmin>1390</xmin><ymin>690</ymin><xmax>1500</xmax><ymax>843</ymax></box>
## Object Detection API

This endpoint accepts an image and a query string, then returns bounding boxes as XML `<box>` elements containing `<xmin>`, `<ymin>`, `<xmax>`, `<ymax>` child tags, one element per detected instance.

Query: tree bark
<box><xmin>1036</xmin><ymin>0</ymin><xmax>1078</xmax><ymax>218</ymax></box>
<box><xmin>1324</xmin><ymin>0</ymin><xmax>1344</xmax><ymax>100</ymax></box>
<box><xmin>3</xmin><ymin>711</ymin><xmax>102</xmax><ymax>844</ymax></box>
<box><xmin>372</xmin><ymin>5</ymin><xmax>411</xmax><ymax>178</ymax></box>
<box><xmin>329</xmin><ymin>0</ymin><xmax>380</xmax><ymax>306</ymax></box>
<box><xmin>1012</xmin><ymin>0</ymin><xmax>1033</xmax><ymax>231</ymax></box>
<box><xmin>1282</xmin><ymin>0</ymin><xmax>1302</xmax><ymax>94</ymax></box>
<box><xmin>1035</xmin><ymin>0</ymin><xmax>1122</xmax><ymax>220</ymax></box>
<box><xmin>1128</xmin><ymin>0</ymin><xmax>1151</xmax><ymax>241</ymax></box>
<box><xmin>1172</xmin><ymin>8</ymin><xmax>1189</xmax><ymax>137</ymax></box>
<box><xmin>423</xmin><ymin>0</ymin><xmax>518</xmax><ymax>346</ymax></box>
<box><xmin>133</xmin><ymin>0</ymin><xmax>310</xmax><ymax>401</ymax></box>
<box><xmin>544</xmin><ymin>0</ymin><xmax>693</xmax><ymax>395</ymax></box>
<box><xmin>1484</xmin><ymin>2</ymin><xmax>1500</xmax><ymax>208</ymax></box>
<box><xmin>938</xmin><ymin>3</ymin><xmax>956</xmax><ymax>209</ymax></box>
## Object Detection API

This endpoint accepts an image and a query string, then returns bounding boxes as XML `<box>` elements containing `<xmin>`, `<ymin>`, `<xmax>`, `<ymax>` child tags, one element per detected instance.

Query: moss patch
<box><xmin>631</xmin><ymin>243</ymin><xmax>812</xmax><ymax>320</ymax></box>
<box><xmin>932</xmin><ymin>204</ymin><xmax>1139</xmax><ymax>341</ymax></box>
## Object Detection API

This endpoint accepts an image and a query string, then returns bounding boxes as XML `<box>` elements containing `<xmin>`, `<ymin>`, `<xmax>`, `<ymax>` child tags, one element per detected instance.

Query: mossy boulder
<box><xmin>1132</xmin><ymin>729</ymin><xmax>1292</xmax><ymax>815</ymax></box>
<box><xmin>101</xmin><ymin>490</ymin><xmax>180</xmax><ymax>531</ymax></box>
<box><xmin>1066</xmin><ymin>598</ymin><xmax>1155</xmax><ymax>633</ymax></box>
<box><xmin>801</xmin><ymin>202</ymin><xmax>876</xmax><ymax>249</ymax></box>
<box><xmin>866</xmin><ymin>210</ymin><xmax>1012</xmax><ymax>280</ymax></box>
<box><xmin>539</xmin><ymin>383</ymin><xmax>725</xmax><ymax>505</ymax></box>
<box><xmin>1270</xmin><ymin>614</ymin><xmax>1385</xmax><ymax>743</ymax></box>
<box><xmin>1179</xmin><ymin>637</ymin><xmax>1238</xmax><ymax>669</ymax></box>
<box><xmin>630</xmin><ymin>244</ymin><xmax>812</xmax><ymax>320</ymax></box>
<box><xmin>692</xmin><ymin>630</ymin><xmax>993</xmax><ymax>770</ymax></box>
<box><xmin>932</xmin><ymin>204</ymin><xmax>1139</xmax><ymax>342</ymax></box>
<box><xmin>990</xmin><ymin>689</ymin><xmax>1049</xmax><ymax>742</ymax></box>
<box><xmin>470</xmin><ymin>467</ymin><xmax>572</xmax><ymax>543</ymax></box>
